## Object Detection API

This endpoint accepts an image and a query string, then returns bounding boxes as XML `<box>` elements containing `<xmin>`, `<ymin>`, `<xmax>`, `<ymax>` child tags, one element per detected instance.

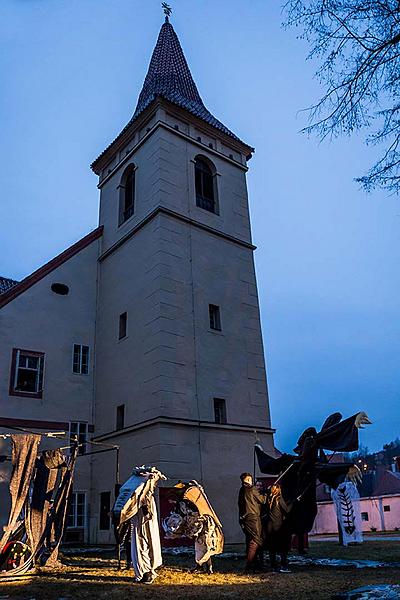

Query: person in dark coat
<box><xmin>238</xmin><ymin>472</ymin><xmax>266</xmax><ymax>571</ymax></box>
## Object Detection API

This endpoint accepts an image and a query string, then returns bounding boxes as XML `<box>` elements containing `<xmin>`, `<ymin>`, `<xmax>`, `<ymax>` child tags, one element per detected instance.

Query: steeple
<box><xmin>91</xmin><ymin>16</ymin><xmax>253</xmax><ymax>173</ymax></box>
<box><xmin>132</xmin><ymin>19</ymin><xmax>241</xmax><ymax>142</ymax></box>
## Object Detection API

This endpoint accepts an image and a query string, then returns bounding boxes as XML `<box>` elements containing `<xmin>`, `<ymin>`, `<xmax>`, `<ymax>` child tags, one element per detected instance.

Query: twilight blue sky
<box><xmin>1</xmin><ymin>1</ymin><xmax>399</xmax><ymax>453</ymax></box>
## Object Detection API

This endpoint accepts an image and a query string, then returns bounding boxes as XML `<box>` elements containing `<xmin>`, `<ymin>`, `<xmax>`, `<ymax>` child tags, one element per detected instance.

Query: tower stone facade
<box><xmin>90</xmin><ymin>19</ymin><xmax>274</xmax><ymax>544</ymax></box>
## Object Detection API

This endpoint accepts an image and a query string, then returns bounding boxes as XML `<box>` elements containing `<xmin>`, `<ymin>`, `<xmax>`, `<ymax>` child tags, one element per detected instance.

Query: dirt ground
<box><xmin>0</xmin><ymin>541</ymin><xmax>399</xmax><ymax>600</ymax></box>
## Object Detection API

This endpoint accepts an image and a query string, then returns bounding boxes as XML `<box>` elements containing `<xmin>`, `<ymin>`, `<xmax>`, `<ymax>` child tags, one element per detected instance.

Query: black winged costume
<box><xmin>255</xmin><ymin>412</ymin><xmax>370</xmax><ymax>570</ymax></box>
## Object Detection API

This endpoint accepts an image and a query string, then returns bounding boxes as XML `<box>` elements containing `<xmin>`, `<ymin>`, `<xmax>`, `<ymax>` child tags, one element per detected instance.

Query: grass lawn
<box><xmin>1</xmin><ymin>541</ymin><xmax>399</xmax><ymax>599</ymax></box>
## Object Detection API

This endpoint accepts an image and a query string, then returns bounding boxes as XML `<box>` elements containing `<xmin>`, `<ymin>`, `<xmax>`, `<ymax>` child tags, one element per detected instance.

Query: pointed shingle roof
<box><xmin>91</xmin><ymin>19</ymin><xmax>252</xmax><ymax>173</ymax></box>
<box><xmin>132</xmin><ymin>20</ymin><xmax>241</xmax><ymax>142</ymax></box>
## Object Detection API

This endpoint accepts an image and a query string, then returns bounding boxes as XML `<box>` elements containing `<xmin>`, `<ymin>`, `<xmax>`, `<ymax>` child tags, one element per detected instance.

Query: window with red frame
<box><xmin>9</xmin><ymin>349</ymin><xmax>45</xmax><ymax>398</ymax></box>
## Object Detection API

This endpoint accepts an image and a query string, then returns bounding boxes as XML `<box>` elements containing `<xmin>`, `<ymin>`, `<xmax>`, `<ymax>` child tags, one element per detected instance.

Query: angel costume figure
<box><xmin>112</xmin><ymin>466</ymin><xmax>166</xmax><ymax>584</ymax></box>
<box><xmin>255</xmin><ymin>411</ymin><xmax>371</xmax><ymax>572</ymax></box>
<box><xmin>162</xmin><ymin>481</ymin><xmax>224</xmax><ymax>574</ymax></box>
<box><xmin>331</xmin><ymin>481</ymin><xmax>363</xmax><ymax>546</ymax></box>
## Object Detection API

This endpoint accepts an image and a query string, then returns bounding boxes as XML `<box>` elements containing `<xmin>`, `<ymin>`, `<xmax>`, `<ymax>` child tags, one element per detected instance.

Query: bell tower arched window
<box><xmin>119</xmin><ymin>164</ymin><xmax>135</xmax><ymax>225</ymax></box>
<box><xmin>195</xmin><ymin>156</ymin><xmax>218</xmax><ymax>214</ymax></box>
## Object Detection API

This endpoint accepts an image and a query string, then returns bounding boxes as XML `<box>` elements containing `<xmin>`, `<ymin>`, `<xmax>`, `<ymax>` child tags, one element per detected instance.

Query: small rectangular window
<box><xmin>116</xmin><ymin>404</ymin><xmax>125</xmax><ymax>430</ymax></box>
<box><xmin>67</xmin><ymin>492</ymin><xmax>86</xmax><ymax>529</ymax></box>
<box><xmin>361</xmin><ymin>512</ymin><xmax>369</xmax><ymax>521</ymax></box>
<box><xmin>72</xmin><ymin>344</ymin><xmax>89</xmax><ymax>374</ymax></box>
<box><xmin>383</xmin><ymin>505</ymin><xmax>391</xmax><ymax>512</ymax></box>
<box><xmin>209</xmin><ymin>304</ymin><xmax>221</xmax><ymax>331</ymax></box>
<box><xmin>69</xmin><ymin>421</ymin><xmax>88</xmax><ymax>455</ymax></box>
<box><xmin>9</xmin><ymin>348</ymin><xmax>45</xmax><ymax>398</ymax></box>
<box><xmin>119</xmin><ymin>312</ymin><xmax>127</xmax><ymax>339</ymax></box>
<box><xmin>214</xmin><ymin>398</ymin><xmax>227</xmax><ymax>424</ymax></box>
<box><xmin>99</xmin><ymin>491</ymin><xmax>111</xmax><ymax>530</ymax></box>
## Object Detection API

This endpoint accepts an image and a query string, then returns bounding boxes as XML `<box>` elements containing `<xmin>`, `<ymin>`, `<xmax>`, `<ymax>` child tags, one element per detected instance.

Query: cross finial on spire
<box><xmin>162</xmin><ymin>2</ymin><xmax>172</xmax><ymax>22</ymax></box>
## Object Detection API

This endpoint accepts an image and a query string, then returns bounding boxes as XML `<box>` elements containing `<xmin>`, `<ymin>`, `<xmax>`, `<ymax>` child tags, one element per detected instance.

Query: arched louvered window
<box><xmin>195</xmin><ymin>156</ymin><xmax>217</xmax><ymax>213</ymax></box>
<box><xmin>119</xmin><ymin>164</ymin><xmax>135</xmax><ymax>225</ymax></box>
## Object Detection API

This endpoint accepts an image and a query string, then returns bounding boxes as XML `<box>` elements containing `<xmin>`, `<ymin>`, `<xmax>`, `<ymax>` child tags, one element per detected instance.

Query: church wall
<box><xmin>89</xmin><ymin>424</ymin><xmax>162</xmax><ymax>544</ymax></box>
<box><xmin>93</xmin><ymin>119</ymin><xmax>272</xmax><ymax>544</ymax></box>
<box><xmin>94</xmin><ymin>213</ymin><xmax>198</xmax><ymax>434</ymax></box>
<box><xmin>90</xmin><ymin>422</ymin><xmax>274</xmax><ymax>545</ymax></box>
<box><xmin>0</xmin><ymin>239</ymin><xmax>100</xmax><ymax>538</ymax></box>
<box><xmin>189</xmin><ymin>223</ymin><xmax>270</xmax><ymax>427</ymax></box>
<box><xmin>98</xmin><ymin>123</ymin><xmax>252</xmax><ymax>255</ymax></box>
<box><xmin>92</xmin><ymin>206</ymin><xmax>273</xmax><ymax>543</ymax></box>
<box><xmin>155</xmin><ymin>127</ymin><xmax>252</xmax><ymax>243</ymax></box>
<box><xmin>99</xmin><ymin>127</ymin><xmax>166</xmax><ymax>254</ymax></box>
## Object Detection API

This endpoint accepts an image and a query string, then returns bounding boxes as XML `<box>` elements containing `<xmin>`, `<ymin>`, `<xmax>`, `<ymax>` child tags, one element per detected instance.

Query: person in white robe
<box><xmin>113</xmin><ymin>466</ymin><xmax>166</xmax><ymax>584</ymax></box>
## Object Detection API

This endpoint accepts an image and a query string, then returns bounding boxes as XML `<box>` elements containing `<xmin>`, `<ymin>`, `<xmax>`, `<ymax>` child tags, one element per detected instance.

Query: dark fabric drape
<box><xmin>0</xmin><ymin>434</ymin><xmax>41</xmax><ymax>553</ymax></box>
<box><xmin>26</xmin><ymin>449</ymin><xmax>66</xmax><ymax>554</ymax></box>
<box><xmin>254</xmin><ymin>447</ymin><xmax>292</xmax><ymax>475</ymax></box>
<box><xmin>316</xmin><ymin>414</ymin><xmax>359</xmax><ymax>451</ymax></box>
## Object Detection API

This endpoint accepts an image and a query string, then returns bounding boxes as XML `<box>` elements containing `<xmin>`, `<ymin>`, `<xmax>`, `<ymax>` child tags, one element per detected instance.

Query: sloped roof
<box><xmin>91</xmin><ymin>19</ymin><xmax>252</xmax><ymax>172</ymax></box>
<box><xmin>0</xmin><ymin>227</ymin><xmax>103</xmax><ymax>310</ymax></box>
<box><xmin>373</xmin><ymin>469</ymin><xmax>400</xmax><ymax>497</ymax></box>
<box><xmin>0</xmin><ymin>276</ymin><xmax>19</xmax><ymax>295</ymax></box>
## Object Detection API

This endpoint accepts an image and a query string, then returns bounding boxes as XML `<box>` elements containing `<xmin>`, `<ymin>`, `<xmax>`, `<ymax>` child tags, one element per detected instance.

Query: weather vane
<box><xmin>162</xmin><ymin>2</ymin><xmax>172</xmax><ymax>21</ymax></box>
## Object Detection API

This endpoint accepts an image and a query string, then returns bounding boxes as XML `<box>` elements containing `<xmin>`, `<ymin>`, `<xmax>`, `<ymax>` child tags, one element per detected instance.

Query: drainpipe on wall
<box><xmin>378</xmin><ymin>497</ymin><xmax>386</xmax><ymax>531</ymax></box>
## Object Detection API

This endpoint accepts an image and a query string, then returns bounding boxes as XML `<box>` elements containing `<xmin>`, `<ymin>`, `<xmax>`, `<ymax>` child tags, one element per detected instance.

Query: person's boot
<box><xmin>279</xmin><ymin>555</ymin><xmax>291</xmax><ymax>573</ymax></box>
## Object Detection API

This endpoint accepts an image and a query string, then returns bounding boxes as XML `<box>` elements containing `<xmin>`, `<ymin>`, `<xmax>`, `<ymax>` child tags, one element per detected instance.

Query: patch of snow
<box><xmin>333</xmin><ymin>585</ymin><xmax>400</xmax><ymax>599</ymax></box>
<box><xmin>291</xmin><ymin>555</ymin><xmax>400</xmax><ymax>569</ymax></box>
<box><xmin>61</xmin><ymin>547</ymin><xmax>114</xmax><ymax>555</ymax></box>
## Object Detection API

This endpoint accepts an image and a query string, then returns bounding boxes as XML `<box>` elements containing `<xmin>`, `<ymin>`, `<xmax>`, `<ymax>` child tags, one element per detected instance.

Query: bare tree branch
<box><xmin>283</xmin><ymin>0</ymin><xmax>400</xmax><ymax>192</ymax></box>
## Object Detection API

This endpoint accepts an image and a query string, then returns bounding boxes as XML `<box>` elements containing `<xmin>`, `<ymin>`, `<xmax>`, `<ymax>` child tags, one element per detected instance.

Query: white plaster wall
<box><xmin>98</xmin><ymin>122</ymin><xmax>252</xmax><ymax>254</ymax></box>
<box><xmin>93</xmin><ymin>107</ymin><xmax>272</xmax><ymax>544</ymax></box>
<box><xmin>95</xmin><ymin>212</ymin><xmax>270</xmax><ymax>435</ymax></box>
<box><xmin>312</xmin><ymin>495</ymin><xmax>400</xmax><ymax>534</ymax></box>
<box><xmin>90</xmin><ymin>423</ymin><xmax>274</xmax><ymax>545</ymax></box>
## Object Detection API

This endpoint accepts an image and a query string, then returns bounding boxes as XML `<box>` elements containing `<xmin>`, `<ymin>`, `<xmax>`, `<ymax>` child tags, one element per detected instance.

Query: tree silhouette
<box><xmin>284</xmin><ymin>1</ymin><xmax>400</xmax><ymax>193</ymax></box>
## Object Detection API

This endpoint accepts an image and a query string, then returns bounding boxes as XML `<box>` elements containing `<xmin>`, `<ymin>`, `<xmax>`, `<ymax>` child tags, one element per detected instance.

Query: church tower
<box><xmin>90</xmin><ymin>14</ymin><xmax>274</xmax><ymax>543</ymax></box>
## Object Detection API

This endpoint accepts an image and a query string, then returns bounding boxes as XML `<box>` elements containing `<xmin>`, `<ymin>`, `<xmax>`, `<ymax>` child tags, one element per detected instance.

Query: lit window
<box><xmin>195</xmin><ymin>157</ymin><xmax>217</xmax><ymax>213</ymax></box>
<box><xmin>119</xmin><ymin>312</ymin><xmax>127</xmax><ymax>339</ymax></box>
<box><xmin>361</xmin><ymin>512</ymin><xmax>369</xmax><ymax>521</ymax></box>
<box><xmin>116</xmin><ymin>404</ymin><xmax>125</xmax><ymax>430</ymax></box>
<box><xmin>119</xmin><ymin>165</ymin><xmax>135</xmax><ymax>225</ymax></box>
<box><xmin>72</xmin><ymin>344</ymin><xmax>89</xmax><ymax>375</ymax></box>
<box><xmin>67</xmin><ymin>492</ymin><xmax>86</xmax><ymax>529</ymax></box>
<box><xmin>209</xmin><ymin>304</ymin><xmax>221</xmax><ymax>331</ymax></box>
<box><xmin>69</xmin><ymin>421</ymin><xmax>88</xmax><ymax>455</ymax></box>
<box><xmin>10</xmin><ymin>349</ymin><xmax>44</xmax><ymax>398</ymax></box>
<box><xmin>214</xmin><ymin>398</ymin><xmax>227</xmax><ymax>424</ymax></box>
<box><xmin>99</xmin><ymin>491</ymin><xmax>111</xmax><ymax>530</ymax></box>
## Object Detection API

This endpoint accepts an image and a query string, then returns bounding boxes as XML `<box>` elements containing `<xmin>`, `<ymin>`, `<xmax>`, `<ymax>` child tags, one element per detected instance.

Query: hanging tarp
<box><xmin>26</xmin><ymin>449</ymin><xmax>66</xmax><ymax>554</ymax></box>
<box><xmin>0</xmin><ymin>436</ymin><xmax>78</xmax><ymax>577</ymax></box>
<box><xmin>0</xmin><ymin>434</ymin><xmax>41</xmax><ymax>553</ymax></box>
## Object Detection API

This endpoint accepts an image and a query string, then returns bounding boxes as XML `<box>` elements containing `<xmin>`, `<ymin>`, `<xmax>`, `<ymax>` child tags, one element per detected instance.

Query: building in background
<box><xmin>0</xmin><ymin>14</ymin><xmax>274</xmax><ymax>544</ymax></box>
<box><xmin>312</xmin><ymin>456</ymin><xmax>400</xmax><ymax>535</ymax></box>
